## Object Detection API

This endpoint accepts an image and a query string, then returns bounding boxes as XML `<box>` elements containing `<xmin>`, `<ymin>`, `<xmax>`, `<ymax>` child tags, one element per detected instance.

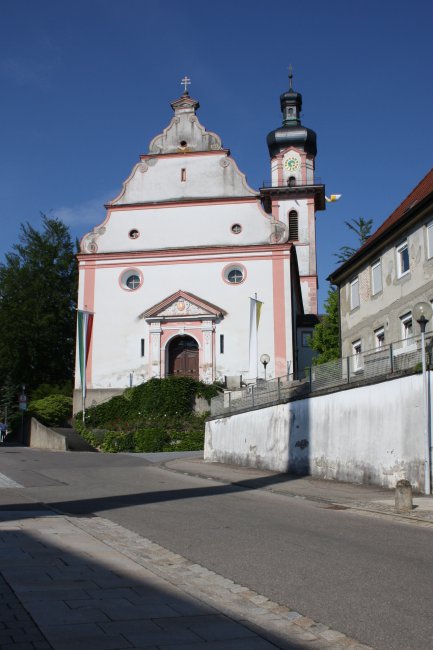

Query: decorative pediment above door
<box><xmin>140</xmin><ymin>289</ymin><xmax>226</xmax><ymax>322</ymax></box>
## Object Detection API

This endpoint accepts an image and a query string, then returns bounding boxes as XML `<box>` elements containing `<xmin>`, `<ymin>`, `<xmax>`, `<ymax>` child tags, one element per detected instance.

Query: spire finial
<box><xmin>181</xmin><ymin>75</ymin><xmax>191</xmax><ymax>95</ymax></box>
<box><xmin>288</xmin><ymin>64</ymin><xmax>293</xmax><ymax>90</ymax></box>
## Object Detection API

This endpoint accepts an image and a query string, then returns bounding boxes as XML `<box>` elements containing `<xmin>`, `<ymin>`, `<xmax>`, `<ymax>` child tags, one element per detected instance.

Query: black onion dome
<box><xmin>267</xmin><ymin>85</ymin><xmax>317</xmax><ymax>158</ymax></box>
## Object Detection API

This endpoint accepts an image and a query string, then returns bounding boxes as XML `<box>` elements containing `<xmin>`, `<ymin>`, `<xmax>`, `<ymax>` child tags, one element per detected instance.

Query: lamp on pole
<box><xmin>413</xmin><ymin>301</ymin><xmax>433</xmax><ymax>495</ymax></box>
<box><xmin>260</xmin><ymin>354</ymin><xmax>270</xmax><ymax>381</ymax></box>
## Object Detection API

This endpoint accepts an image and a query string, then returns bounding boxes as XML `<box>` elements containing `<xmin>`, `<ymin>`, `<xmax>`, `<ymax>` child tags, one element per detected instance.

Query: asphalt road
<box><xmin>0</xmin><ymin>447</ymin><xmax>432</xmax><ymax>650</ymax></box>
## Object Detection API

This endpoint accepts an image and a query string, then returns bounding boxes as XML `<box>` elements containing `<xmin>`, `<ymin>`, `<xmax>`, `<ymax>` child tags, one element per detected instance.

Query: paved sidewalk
<box><xmin>0</xmin><ymin>509</ymin><xmax>372</xmax><ymax>650</ymax></box>
<box><xmin>162</xmin><ymin>456</ymin><xmax>433</xmax><ymax>526</ymax></box>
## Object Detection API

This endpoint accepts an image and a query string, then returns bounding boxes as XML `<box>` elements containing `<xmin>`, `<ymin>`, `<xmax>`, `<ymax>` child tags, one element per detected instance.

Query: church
<box><xmin>74</xmin><ymin>75</ymin><xmax>325</xmax><ymax>411</ymax></box>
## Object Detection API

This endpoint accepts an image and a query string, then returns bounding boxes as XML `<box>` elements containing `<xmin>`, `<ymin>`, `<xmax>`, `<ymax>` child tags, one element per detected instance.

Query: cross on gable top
<box><xmin>181</xmin><ymin>75</ymin><xmax>191</xmax><ymax>94</ymax></box>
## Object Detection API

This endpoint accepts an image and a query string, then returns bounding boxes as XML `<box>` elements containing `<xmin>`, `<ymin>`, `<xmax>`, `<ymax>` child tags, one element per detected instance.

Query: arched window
<box><xmin>288</xmin><ymin>176</ymin><xmax>296</xmax><ymax>187</ymax></box>
<box><xmin>289</xmin><ymin>210</ymin><xmax>299</xmax><ymax>241</ymax></box>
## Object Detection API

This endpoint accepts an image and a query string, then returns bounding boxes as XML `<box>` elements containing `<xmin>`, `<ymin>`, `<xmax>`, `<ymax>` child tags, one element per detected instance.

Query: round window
<box><xmin>223</xmin><ymin>263</ymin><xmax>246</xmax><ymax>285</ymax></box>
<box><xmin>126</xmin><ymin>274</ymin><xmax>140</xmax><ymax>290</ymax></box>
<box><xmin>179</xmin><ymin>140</ymin><xmax>187</xmax><ymax>147</ymax></box>
<box><xmin>129</xmin><ymin>229</ymin><xmax>139</xmax><ymax>239</ymax></box>
<box><xmin>227</xmin><ymin>269</ymin><xmax>243</xmax><ymax>283</ymax></box>
<box><xmin>231</xmin><ymin>224</ymin><xmax>242</xmax><ymax>234</ymax></box>
<box><xmin>120</xmin><ymin>269</ymin><xmax>143</xmax><ymax>291</ymax></box>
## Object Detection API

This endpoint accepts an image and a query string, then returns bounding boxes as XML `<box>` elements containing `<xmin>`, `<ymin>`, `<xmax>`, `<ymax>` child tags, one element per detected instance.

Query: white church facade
<box><xmin>74</xmin><ymin>77</ymin><xmax>325</xmax><ymax>411</ymax></box>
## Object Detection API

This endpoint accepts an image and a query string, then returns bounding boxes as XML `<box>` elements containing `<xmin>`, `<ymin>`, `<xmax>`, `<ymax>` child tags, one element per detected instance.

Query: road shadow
<box><xmin>0</xmin><ymin>521</ymin><xmax>316</xmax><ymax>649</ymax></box>
<box><xmin>42</xmin><ymin>472</ymin><xmax>302</xmax><ymax>516</ymax></box>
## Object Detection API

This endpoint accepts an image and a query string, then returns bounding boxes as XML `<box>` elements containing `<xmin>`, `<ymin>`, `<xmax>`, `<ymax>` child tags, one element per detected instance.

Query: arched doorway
<box><xmin>167</xmin><ymin>335</ymin><xmax>199</xmax><ymax>379</ymax></box>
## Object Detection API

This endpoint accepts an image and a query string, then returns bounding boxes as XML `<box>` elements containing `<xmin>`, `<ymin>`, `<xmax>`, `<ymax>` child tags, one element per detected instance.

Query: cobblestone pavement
<box><xmin>0</xmin><ymin>511</ymin><xmax>372</xmax><ymax>650</ymax></box>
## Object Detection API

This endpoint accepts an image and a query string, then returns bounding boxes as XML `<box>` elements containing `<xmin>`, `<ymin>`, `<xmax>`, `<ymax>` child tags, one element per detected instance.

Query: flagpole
<box><xmin>254</xmin><ymin>293</ymin><xmax>258</xmax><ymax>379</ymax></box>
<box><xmin>77</xmin><ymin>309</ymin><xmax>94</xmax><ymax>424</ymax></box>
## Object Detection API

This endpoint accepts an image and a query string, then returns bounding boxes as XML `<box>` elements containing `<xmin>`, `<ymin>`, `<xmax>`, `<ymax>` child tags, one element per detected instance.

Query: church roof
<box><xmin>267</xmin><ymin>74</ymin><xmax>317</xmax><ymax>158</ymax></box>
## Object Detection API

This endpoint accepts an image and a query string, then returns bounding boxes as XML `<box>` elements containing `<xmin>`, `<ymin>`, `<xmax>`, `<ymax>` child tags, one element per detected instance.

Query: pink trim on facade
<box><xmin>83</xmin><ymin>266</ymin><xmax>95</xmax><ymax>387</ymax></box>
<box><xmin>80</xmin><ymin>255</ymin><xmax>274</xmax><ymax>273</ymax></box>
<box><xmin>78</xmin><ymin>242</ymin><xmax>291</xmax><ymax>263</ymax></box>
<box><xmin>272</xmin><ymin>251</ymin><xmax>287</xmax><ymax>376</ymax></box>
<box><xmin>139</xmin><ymin>150</ymin><xmax>230</xmax><ymax>161</ymax></box>
<box><xmin>307</xmin><ymin>198</ymin><xmax>317</xmax><ymax>276</ymax></box>
<box><xmin>106</xmin><ymin>196</ymin><xmax>261</xmax><ymax>211</ymax></box>
<box><xmin>212</xmin><ymin>328</ymin><xmax>216</xmax><ymax>383</ymax></box>
<box><xmin>301</xmin><ymin>276</ymin><xmax>318</xmax><ymax>315</ymax></box>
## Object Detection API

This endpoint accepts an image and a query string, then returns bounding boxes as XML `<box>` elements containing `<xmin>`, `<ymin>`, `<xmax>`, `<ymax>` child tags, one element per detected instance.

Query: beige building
<box><xmin>329</xmin><ymin>169</ymin><xmax>433</xmax><ymax>358</ymax></box>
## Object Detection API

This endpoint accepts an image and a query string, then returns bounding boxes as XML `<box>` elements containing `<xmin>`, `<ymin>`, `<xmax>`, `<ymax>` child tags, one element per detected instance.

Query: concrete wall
<box><xmin>29</xmin><ymin>418</ymin><xmax>67</xmax><ymax>451</ymax></box>
<box><xmin>205</xmin><ymin>372</ymin><xmax>432</xmax><ymax>492</ymax></box>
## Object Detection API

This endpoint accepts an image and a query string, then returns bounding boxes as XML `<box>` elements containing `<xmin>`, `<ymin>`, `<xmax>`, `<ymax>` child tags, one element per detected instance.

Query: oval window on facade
<box><xmin>129</xmin><ymin>229</ymin><xmax>139</xmax><ymax>239</ymax></box>
<box><xmin>120</xmin><ymin>269</ymin><xmax>143</xmax><ymax>291</ymax></box>
<box><xmin>223</xmin><ymin>264</ymin><xmax>246</xmax><ymax>285</ymax></box>
<box><xmin>231</xmin><ymin>223</ymin><xmax>242</xmax><ymax>234</ymax></box>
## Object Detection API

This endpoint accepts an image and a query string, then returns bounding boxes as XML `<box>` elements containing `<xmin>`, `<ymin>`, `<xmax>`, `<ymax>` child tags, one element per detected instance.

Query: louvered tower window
<box><xmin>289</xmin><ymin>210</ymin><xmax>299</xmax><ymax>240</ymax></box>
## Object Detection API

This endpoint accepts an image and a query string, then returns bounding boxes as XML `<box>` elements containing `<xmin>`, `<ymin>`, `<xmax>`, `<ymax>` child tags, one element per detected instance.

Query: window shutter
<box><xmin>289</xmin><ymin>211</ymin><xmax>299</xmax><ymax>240</ymax></box>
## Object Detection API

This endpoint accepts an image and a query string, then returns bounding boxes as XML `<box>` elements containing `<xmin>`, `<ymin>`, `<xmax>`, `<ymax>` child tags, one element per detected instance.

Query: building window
<box><xmin>400</xmin><ymin>312</ymin><xmax>413</xmax><ymax>343</ymax></box>
<box><xmin>126</xmin><ymin>275</ymin><xmax>140</xmax><ymax>290</ymax></box>
<box><xmin>222</xmin><ymin>264</ymin><xmax>246</xmax><ymax>285</ymax></box>
<box><xmin>371</xmin><ymin>260</ymin><xmax>382</xmax><ymax>295</ymax></box>
<box><xmin>350</xmin><ymin>277</ymin><xmax>360</xmax><ymax>310</ymax></box>
<box><xmin>289</xmin><ymin>210</ymin><xmax>299</xmax><ymax>240</ymax></box>
<box><xmin>220</xmin><ymin>334</ymin><xmax>224</xmax><ymax>354</ymax></box>
<box><xmin>120</xmin><ymin>269</ymin><xmax>143</xmax><ymax>291</ymax></box>
<box><xmin>301</xmin><ymin>332</ymin><xmax>310</xmax><ymax>347</ymax></box>
<box><xmin>141</xmin><ymin>339</ymin><xmax>145</xmax><ymax>357</ymax></box>
<box><xmin>288</xmin><ymin>176</ymin><xmax>296</xmax><ymax>187</ymax></box>
<box><xmin>352</xmin><ymin>339</ymin><xmax>362</xmax><ymax>371</ymax></box>
<box><xmin>181</xmin><ymin>168</ymin><xmax>186</xmax><ymax>182</ymax></box>
<box><xmin>427</xmin><ymin>221</ymin><xmax>433</xmax><ymax>259</ymax></box>
<box><xmin>231</xmin><ymin>223</ymin><xmax>242</xmax><ymax>234</ymax></box>
<box><xmin>374</xmin><ymin>327</ymin><xmax>385</xmax><ymax>350</ymax></box>
<box><xmin>397</xmin><ymin>241</ymin><xmax>410</xmax><ymax>277</ymax></box>
<box><xmin>129</xmin><ymin>229</ymin><xmax>139</xmax><ymax>239</ymax></box>
<box><xmin>227</xmin><ymin>269</ymin><xmax>243</xmax><ymax>283</ymax></box>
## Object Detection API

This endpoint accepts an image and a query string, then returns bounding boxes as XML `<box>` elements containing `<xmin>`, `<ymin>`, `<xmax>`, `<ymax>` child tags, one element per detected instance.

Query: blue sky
<box><xmin>1</xmin><ymin>0</ymin><xmax>432</xmax><ymax>308</ymax></box>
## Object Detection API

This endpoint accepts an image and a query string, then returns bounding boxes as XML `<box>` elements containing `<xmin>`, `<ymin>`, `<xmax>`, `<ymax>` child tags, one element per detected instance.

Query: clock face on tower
<box><xmin>284</xmin><ymin>157</ymin><xmax>300</xmax><ymax>172</ymax></box>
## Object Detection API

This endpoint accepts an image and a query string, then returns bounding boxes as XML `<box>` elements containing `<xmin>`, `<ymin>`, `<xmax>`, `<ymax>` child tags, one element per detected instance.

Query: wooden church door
<box><xmin>168</xmin><ymin>336</ymin><xmax>199</xmax><ymax>379</ymax></box>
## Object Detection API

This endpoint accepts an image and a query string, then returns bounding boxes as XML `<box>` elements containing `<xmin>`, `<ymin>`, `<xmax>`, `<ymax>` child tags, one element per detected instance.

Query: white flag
<box><xmin>248</xmin><ymin>297</ymin><xmax>263</xmax><ymax>379</ymax></box>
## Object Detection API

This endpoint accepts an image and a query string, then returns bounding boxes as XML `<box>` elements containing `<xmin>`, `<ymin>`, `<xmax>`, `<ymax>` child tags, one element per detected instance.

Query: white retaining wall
<box><xmin>205</xmin><ymin>373</ymin><xmax>432</xmax><ymax>492</ymax></box>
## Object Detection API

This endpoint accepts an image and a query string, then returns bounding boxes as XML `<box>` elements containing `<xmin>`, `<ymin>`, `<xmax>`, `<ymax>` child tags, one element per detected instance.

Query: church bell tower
<box><xmin>260</xmin><ymin>70</ymin><xmax>325</xmax><ymax>314</ymax></box>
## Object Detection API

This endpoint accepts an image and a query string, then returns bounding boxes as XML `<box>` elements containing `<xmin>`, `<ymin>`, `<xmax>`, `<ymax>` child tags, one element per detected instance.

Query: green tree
<box><xmin>309</xmin><ymin>286</ymin><xmax>340</xmax><ymax>364</ymax></box>
<box><xmin>309</xmin><ymin>217</ymin><xmax>373</xmax><ymax>364</ymax></box>
<box><xmin>0</xmin><ymin>216</ymin><xmax>77</xmax><ymax>392</ymax></box>
<box><xmin>334</xmin><ymin>217</ymin><xmax>373</xmax><ymax>265</ymax></box>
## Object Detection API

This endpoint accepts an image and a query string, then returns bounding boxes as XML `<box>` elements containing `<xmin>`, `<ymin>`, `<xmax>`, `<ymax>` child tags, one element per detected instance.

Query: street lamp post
<box><xmin>413</xmin><ymin>301</ymin><xmax>433</xmax><ymax>495</ymax></box>
<box><xmin>260</xmin><ymin>354</ymin><xmax>270</xmax><ymax>381</ymax></box>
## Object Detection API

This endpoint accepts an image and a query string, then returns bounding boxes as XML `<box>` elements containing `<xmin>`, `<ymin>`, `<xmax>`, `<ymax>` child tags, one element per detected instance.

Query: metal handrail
<box><xmin>210</xmin><ymin>332</ymin><xmax>433</xmax><ymax>417</ymax></box>
<box><xmin>261</xmin><ymin>178</ymin><xmax>323</xmax><ymax>189</ymax></box>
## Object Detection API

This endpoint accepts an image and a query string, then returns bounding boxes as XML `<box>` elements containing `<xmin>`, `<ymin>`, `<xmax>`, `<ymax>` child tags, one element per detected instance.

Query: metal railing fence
<box><xmin>210</xmin><ymin>332</ymin><xmax>433</xmax><ymax>417</ymax></box>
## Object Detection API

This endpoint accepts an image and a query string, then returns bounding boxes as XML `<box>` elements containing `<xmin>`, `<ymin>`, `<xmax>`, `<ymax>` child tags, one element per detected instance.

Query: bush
<box><xmin>101</xmin><ymin>431</ymin><xmax>134</xmax><ymax>453</ymax></box>
<box><xmin>73</xmin><ymin>376</ymin><xmax>218</xmax><ymax>453</ymax></box>
<box><xmin>133</xmin><ymin>429</ymin><xmax>170</xmax><ymax>452</ymax></box>
<box><xmin>31</xmin><ymin>382</ymin><xmax>72</xmax><ymax>401</ymax></box>
<box><xmin>29</xmin><ymin>394</ymin><xmax>72</xmax><ymax>427</ymax></box>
